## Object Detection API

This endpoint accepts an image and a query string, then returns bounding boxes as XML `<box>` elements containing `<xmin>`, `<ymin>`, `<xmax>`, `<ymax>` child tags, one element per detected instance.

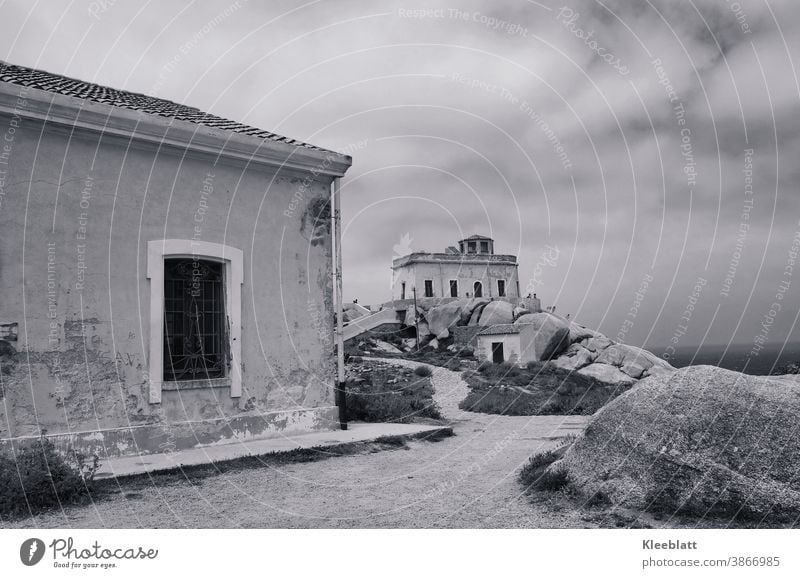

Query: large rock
<box><xmin>594</xmin><ymin>343</ymin><xmax>673</xmax><ymax>379</ymax></box>
<box><xmin>514</xmin><ymin>312</ymin><xmax>570</xmax><ymax>361</ymax></box>
<box><xmin>468</xmin><ymin>302</ymin><xmax>489</xmax><ymax>325</ymax></box>
<box><xmin>551</xmin><ymin>343</ymin><xmax>595</xmax><ymax>371</ymax></box>
<box><xmin>417</xmin><ymin>322</ymin><xmax>431</xmax><ymax>339</ymax></box>
<box><xmin>513</xmin><ymin>305</ymin><xmax>530</xmax><ymax>320</ymax></box>
<box><xmin>548</xmin><ymin>366</ymin><xmax>800</xmax><ymax>522</ymax></box>
<box><xmin>460</xmin><ymin>298</ymin><xmax>490</xmax><ymax>324</ymax></box>
<box><xmin>583</xmin><ymin>336</ymin><xmax>613</xmax><ymax>352</ymax></box>
<box><xmin>403</xmin><ymin>306</ymin><xmax>421</xmax><ymax>327</ymax></box>
<box><xmin>576</xmin><ymin>363</ymin><xmax>636</xmax><ymax>386</ymax></box>
<box><xmin>372</xmin><ymin>340</ymin><xmax>402</xmax><ymax>354</ymax></box>
<box><xmin>427</xmin><ymin>301</ymin><xmax>464</xmax><ymax>339</ymax></box>
<box><xmin>478</xmin><ymin>300</ymin><xmax>514</xmax><ymax>326</ymax></box>
<box><xmin>568</xmin><ymin>322</ymin><xmax>602</xmax><ymax>343</ymax></box>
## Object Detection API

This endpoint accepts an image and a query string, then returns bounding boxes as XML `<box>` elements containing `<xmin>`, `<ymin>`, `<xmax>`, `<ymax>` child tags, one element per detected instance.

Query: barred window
<box><xmin>163</xmin><ymin>258</ymin><xmax>226</xmax><ymax>382</ymax></box>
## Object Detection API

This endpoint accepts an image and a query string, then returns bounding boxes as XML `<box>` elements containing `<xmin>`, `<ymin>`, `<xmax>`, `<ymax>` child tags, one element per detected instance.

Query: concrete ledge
<box><xmin>1</xmin><ymin>406</ymin><xmax>341</xmax><ymax>459</ymax></box>
<box><xmin>94</xmin><ymin>422</ymin><xmax>453</xmax><ymax>479</ymax></box>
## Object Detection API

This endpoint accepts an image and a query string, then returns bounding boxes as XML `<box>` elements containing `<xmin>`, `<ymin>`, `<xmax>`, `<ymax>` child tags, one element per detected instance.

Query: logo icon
<box><xmin>20</xmin><ymin>538</ymin><xmax>45</xmax><ymax>566</ymax></box>
<box><xmin>393</xmin><ymin>233</ymin><xmax>414</xmax><ymax>257</ymax></box>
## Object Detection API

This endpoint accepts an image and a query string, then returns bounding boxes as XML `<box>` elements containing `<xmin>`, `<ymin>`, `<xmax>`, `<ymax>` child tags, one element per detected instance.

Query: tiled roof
<box><xmin>0</xmin><ymin>61</ymin><xmax>334</xmax><ymax>154</ymax></box>
<box><xmin>478</xmin><ymin>323</ymin><xmax>522</xmax><ymax>336</ymax></box>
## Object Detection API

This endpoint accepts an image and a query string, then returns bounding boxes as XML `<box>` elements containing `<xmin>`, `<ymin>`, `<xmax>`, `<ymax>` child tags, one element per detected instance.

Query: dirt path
<box><xmin>5</xmin><ymin>360</ymin><xmax>591</xmax><ymax>529</ymax></box>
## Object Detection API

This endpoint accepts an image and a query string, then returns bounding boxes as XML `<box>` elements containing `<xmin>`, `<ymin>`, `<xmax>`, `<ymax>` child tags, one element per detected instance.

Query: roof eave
<box><xmin>0</xmin><ymin>81</ymin><xmax>352</xmax><ymax>177</ymax></box>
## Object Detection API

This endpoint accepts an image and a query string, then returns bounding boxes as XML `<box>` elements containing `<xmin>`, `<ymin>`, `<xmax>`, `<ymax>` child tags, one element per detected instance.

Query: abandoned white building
<box><xmin>391</xmin><ymin>235</ymin><xmax>520</xmax><ymax>301</ymax></box>
<box><xmin>0</xmin><ymin>62</ymin><xmax>351</xmax><ymax>457</ymax></box>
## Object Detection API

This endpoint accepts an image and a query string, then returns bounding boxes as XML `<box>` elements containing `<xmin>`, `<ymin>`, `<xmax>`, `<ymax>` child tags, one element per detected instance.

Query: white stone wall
<box><xmin>391</xmin><ymin>260</ymin><xmax>519</xmax><ymax>300</ymax></box>
<box><xmin>477</xmin><ymin>334</ymin><xmax>522</xmax><ymax>364</ymax></box>
<box><xmin>0</xmin><ymin>105</ymin><xmax>341</xmax><ymax>451</ymax></box>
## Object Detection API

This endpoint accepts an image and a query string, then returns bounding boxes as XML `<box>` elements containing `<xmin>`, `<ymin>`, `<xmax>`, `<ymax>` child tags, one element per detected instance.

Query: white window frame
<box><xmin>146</xmin><ymin>239</ymin><xmax>243</xmax><ymax>404</ymax></box>
<box><xmin>423</xmin><ymin>279</ymin><xmax>434</xmax><ymax>298</ymax></box>
<box><xmin>449</xmin><ymin>279</ymin><xmax>459</xmax><ymax>298</ymax></box>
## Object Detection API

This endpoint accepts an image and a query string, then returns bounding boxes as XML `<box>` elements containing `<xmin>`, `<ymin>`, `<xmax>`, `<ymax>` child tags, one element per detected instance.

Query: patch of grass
<box><xmin>459</xmin><ymin>362</ymin><xmax>630</xmax><ymax>416</ymax></box>
<box><xmin>98</xmin><ymin>428</ymin><xmax>454</xmax><ymax>491</ymax></box>
<box><xmin>0</xmin><ymin>437</ymin><xmax>100</xmax><ymax>520</ymax></box>
<box><xmin>414</xmin><ymin>365</ymin><xmax>433</xmax><ymax>377</ymax></box>
<box><xmin>519</xmin><ymin>445</ymin><xmax>570</xmax><ymax>492</ymax></box>
<box><xmin>345</xmin><ymin>361</ymin><xmax>442</xmax><ymax>422</ymax></box>
<box><xmin>400</xmin><ymin>339</ymin><xmax>475</xmax><ymax>369</ymax></box>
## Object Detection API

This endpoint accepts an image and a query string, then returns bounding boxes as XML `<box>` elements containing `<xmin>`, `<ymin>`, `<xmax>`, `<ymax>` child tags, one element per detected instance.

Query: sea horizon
<box><xmin>643</xmin><ymin>341</ymin><xmax>800</xmax><ymax>376</ymax></box>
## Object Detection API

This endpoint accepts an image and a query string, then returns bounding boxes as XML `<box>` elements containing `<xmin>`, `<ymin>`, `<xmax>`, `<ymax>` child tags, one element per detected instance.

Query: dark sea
<box><xmin>659</xmin><ymin>342</ymin><xmax>800</xmax><ymax>376</ymax></box>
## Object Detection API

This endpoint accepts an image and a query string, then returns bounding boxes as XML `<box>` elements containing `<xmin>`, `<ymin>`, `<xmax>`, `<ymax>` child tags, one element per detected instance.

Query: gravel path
<box><xmin>5</xmin><ymin>359</ymin><xmax>591</xmax><ymax>529</ymax></box>
<box><xmin>368</xmin><ymin>357</ymin><xmax>470</xmax><ymax>420</ymax></box>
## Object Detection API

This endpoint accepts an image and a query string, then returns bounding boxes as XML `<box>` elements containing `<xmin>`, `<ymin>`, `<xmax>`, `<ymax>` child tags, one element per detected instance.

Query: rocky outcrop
<box><xmin>577</xmin><ymin>363</ymin><xmax>636</xmax><ymax>386</ymax></box>
<box><xmin>409</xmin><ymin>301</ymin><xmax>672</xmax><ymax>388</ymax></box>
<box><xmin>568</xmin><ymin>322</ymin><xmax>602</xmax><ymax>343</ymax></box>
<box><xmin>426</xmin><ymin>301</ymin><xmax>465</xmax><ymax>339</ymax></box>
<box><xmin>513</xmin><ymin>305</ymin><xmax>530</xmax><ymax>320</ymax></box>
<box><xmin>478</xmin><ymin>300</ymin><xmax>514</xmax><ymax>325</ymax></box>
<box><xmin>547</xmin><ymin>366</ymin><xmax>800</xmax><ymax>522</ymax></box>
<box><xmin>513</xmin><ymin>312</ymin><xmax>570</xmax><ymax>361</ymax></box>
<box><xmin>546</xmin><ymin>319</ymin><xmax>674</xmax><ymax>385</ymax></box>
<box><xmin>551</xmin><ymin>343</ymin><xmax>594</xmax><ymax>371</ymax></box>
<box><xmin>461</xmin><ymin>298</ymin><xmax>490</xmax><ymax>324</ymax></box>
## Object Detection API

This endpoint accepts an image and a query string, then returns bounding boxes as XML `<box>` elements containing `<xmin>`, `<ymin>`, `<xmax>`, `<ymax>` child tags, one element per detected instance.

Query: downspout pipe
<box><xmin>331</xmin><ymin>177</ymin><xmax>347</xmax><ymax>430</ymax></box>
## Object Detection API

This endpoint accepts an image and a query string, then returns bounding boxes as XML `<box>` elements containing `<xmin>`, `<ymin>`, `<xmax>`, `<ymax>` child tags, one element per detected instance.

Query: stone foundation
<box><xmin>0</xmin><ymin>406</ymin><xmax>340</xmax><ymax>459</ymax></box>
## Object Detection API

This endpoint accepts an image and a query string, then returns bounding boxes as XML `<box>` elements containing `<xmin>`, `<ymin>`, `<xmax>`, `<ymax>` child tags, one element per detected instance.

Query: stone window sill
<box><xmin>162</xmin><ymin>377</ymin><xmax>231</xmax><ymax>391</ymax></box>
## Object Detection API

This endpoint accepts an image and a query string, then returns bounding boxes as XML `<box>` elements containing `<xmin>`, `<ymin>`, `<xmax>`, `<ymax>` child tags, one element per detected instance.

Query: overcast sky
<box><xmin>2</xmin><ymin>0</ymin><xmax>799</xmax><ymax>351</ymax></box>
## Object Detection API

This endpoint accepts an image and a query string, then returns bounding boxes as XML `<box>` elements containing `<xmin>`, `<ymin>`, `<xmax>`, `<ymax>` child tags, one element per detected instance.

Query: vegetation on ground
<box><xmin>519</xmin><ymin>443</ymin><xmax>571</xmax><ymax>492</ymax></box>
<box><xmin>0</xmin><ymin>436</ymin><xmax>100</xmax><ymax>519</ymax></box>
<box><xmin>345</xmin><ymin>359</ymin><xmax>442</xmax><ymax>422</ymax></box>
<box><xmin>460</xmin><ymin>361</ymin><xmax>630</xmax><ymax>415</ymax></box>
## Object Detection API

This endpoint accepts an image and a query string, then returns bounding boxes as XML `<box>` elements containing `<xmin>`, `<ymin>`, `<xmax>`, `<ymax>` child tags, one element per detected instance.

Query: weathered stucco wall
<box><xmin>477</xmin><ymin>329</ymin><xmax>538</xmax><ymax>366</ymax></box>
<box><xmin>391</xmin><ymin>260</ymin><xmax>519</xmax><ymax>301</ymax></box>
<box><xmin>0</xmin><ymin>113</ymin><xmax>339</xmax><ymax>454</ymax></box>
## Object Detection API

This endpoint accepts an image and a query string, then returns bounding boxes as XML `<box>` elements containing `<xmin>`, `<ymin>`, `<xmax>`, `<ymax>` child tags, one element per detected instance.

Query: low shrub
<box><xmin>460</xmin><ymin>362</ymin><xmax>629</xmax><ymax>416</ymax></box>
<box><xmin>519</xmin><ymin>445</ymin><xmax>570</xmax><ymax>492</ymax></box>
<box><xmin>477</xmin><ymin>361</ymin><xmax>492</xmax><ymax>373</ymax></box>
<box><xmin>345</xmin><ymin>361</ymin><xmax>441</xmax><ymax>422</ymax></box>
<box><xmin>414</xmin><ymin>365</ymin><xmax>433</xmax><ymax>377</ymax></box>
<box><xmin>0</xmin><ymin>437</ymin><xmax>100</xmax><ymax>519</ymax></box>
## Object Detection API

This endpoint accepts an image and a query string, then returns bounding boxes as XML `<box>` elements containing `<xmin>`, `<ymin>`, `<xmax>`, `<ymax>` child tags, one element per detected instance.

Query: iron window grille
<box><xmin>163</xmin><ymin>258</ymin><xmax>227</xmax><ymax>382</ymax></box>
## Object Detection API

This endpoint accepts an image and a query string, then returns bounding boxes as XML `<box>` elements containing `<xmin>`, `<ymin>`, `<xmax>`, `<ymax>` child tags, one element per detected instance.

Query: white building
<box><xmin>391</xmin><ymin>235</ymin><xmax>520</xmax><ymax>301</ymax></box>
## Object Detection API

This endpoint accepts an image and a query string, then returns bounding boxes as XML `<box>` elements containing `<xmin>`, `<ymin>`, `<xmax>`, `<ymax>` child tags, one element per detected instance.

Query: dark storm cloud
<box><xmin>1</xmin><ymin>0</ymin><xmax>797</xmax><ymax>349</ymax></box>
